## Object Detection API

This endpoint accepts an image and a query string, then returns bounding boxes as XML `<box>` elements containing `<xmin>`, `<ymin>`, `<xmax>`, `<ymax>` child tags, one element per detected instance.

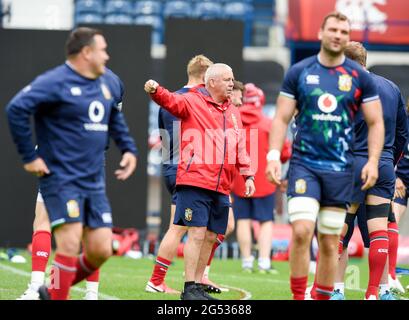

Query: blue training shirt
<box><xmin>353</xmin><ymin>72</ymin><xmax>408</xmax><ymax>163</ymax></box>
<box><xmin>6</xmin><ymin>62</ymin><xmax>137</xmax><ymax>192</ymax></box>
<box><xmin>396</xmin><ymin>115</ymin><xmax>409</xmax><ymax>185</ymax></box>
<box><xmin>158</xmin><ymin>86</ymin><xmax>190</xmax><ymax>177</ymax></box>
<box><xmin>281</xmin><ymin>55</ymin><xmax>379</xmax><ymax>172</ymax></box>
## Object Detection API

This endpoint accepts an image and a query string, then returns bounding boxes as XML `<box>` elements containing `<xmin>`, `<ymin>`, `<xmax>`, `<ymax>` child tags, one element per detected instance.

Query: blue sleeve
<box><xmin>360</xmin><ymin>71</ymin><xmax>380</xmax><ymax>104</ymax></box>
<box><xmin>393</xmin><ymin>96</ymin><xmax>409</xmax><ymax>165</ymax></box>
<box><xmin>5</xmin><ymin>74</ymin><xmax>60</xmax><ymax>163</ymax></box>
<box><xmin>280</xmin><ymin>64</ymin><xmax>301</xmax><ymax>100</ymax></box>
<box><xmin>109</xmin><ymin>106</ymin><xmax>138</xmax><ymax>157</ymax></box>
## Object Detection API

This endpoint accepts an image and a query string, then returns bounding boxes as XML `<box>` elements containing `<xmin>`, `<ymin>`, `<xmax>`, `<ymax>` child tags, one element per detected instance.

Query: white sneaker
<box><xmin>84</xmin><ymin>291</ymin><xmax>98</xmax><ymax>300</ymax></box>
<box><xmin>389</xmin><ymin>274</ymin><xmax>405</xmax><ymax>294</ymax></box>
<box><xmin>17</xmin><ymin>284</ymin><xmax>40</xmax><ymax>300</ymax></box>
<box><xmin>305</xmin><ymin>285</ymin><xmax>313</xmax><ymax>299</ymax></box>
<box><xmin>364</xmin><ymin>295</ymin><xmax>377</xmax><ymax>300</ymax></box>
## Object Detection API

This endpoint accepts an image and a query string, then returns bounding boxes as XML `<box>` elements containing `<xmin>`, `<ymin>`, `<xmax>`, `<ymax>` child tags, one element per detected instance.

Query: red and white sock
<box><xmin>71</xmin><ymin>254</ymin><xmax>99</xmax><ymax>286</ymax></box>
<box><xmin>388</xmin><ymin>222</ymin><xmax>399</xmax><ymax>280</ymax></box>
<box><xmin>49</xmin><ymin>254</ymin><xmax>77</xmax><ymax>300</ymax></box>
<box><xmin>290</xmin><ymin>276</ymin><xmax>308</xmax><ymax>300</ymax></box>
<box><xmin>149</xmin><ymin>256</ymin><xmax>172</xmax><ymax>285</ymax></box>
<box><xmin>30</xmin><ymin>230</ymin><xmax>51</xmax><ymax>288</ymax></box>
<box><xmin>366</xmin><ymin>230</ymin><xmax>388</xmax><ymax>299</ymax></box>
<box><xmin>208</xmin><ymin>235</ymin><xmax>225</xmax><ymax>266</ymax></box>
<box><xmin>315</xmin><ymin>283</ymin><xmax>333</xmax><ymax>300</ymax></box>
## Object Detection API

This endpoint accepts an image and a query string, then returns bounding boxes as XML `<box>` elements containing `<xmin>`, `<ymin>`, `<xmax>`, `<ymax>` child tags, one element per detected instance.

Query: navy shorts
<box><xmin>351</xmin><ymin>156</ymin><xmax>395</xmax><ymax>204</ymax></box>
<box><xmin>42</xmin><ymin>189</ymin><xmax>113</xmax><ymax>230</ymax></box>
<box><xmin>287</xmin><ymin>162</ymin><xmax>353</xmax><ymax>208</ymax></box>
<box><xmin>232</xmin><ymin>193</ymin><xmax>275</xmax><ymax>222</ymax></box>
<box><xmin>394</xmin><ymin>177</ymin><xmax>409</xmax><ymax>206</ymax></box>
<box><xmin>174</xmin><ymin>185</ymin><xmax>230</xmax><ymax>235</ymax></box>
<box><xmin>163</xmin><ymin>174</ymin><xmax>177</xmax><ymax>205</ymax></box>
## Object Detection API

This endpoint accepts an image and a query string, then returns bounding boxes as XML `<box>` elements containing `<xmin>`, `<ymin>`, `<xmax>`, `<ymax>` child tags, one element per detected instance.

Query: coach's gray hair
<box><xmin>204</xmin><ymin>63</ymin><xmax>233</xmax><ymax>84</ymax></box>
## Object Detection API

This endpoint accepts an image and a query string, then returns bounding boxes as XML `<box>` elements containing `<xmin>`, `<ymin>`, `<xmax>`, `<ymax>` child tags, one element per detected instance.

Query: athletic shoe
<box><xmin>17</xmin><ymin>284</ymin><xmax>40</xmax><ymax>300</ymax></box>
<box><xmin>201</xmin><ymin>277</ymin><xmax>228</xmax><ymax>292</ymax></box>
<box><xmin>380</xmin><ymin>290</ymin><xmax>398</xmax><ymax>300</ymax></box>
<box><xmin>389</xmin><ymin>274</ymin><xmax>405</xmax><ymax>294</ymax></box>
<box><xmin>258</xmin><ymin>266</ymin><xmax>279</xmax><ymax>275</ymax></box>
<box><xmin>364</xmin><ymin>295</ymin><xmax>377</xmax><ymax>300</ymax></box>
<box><xmin>145</xmin><ymin>281</ymin><xmax>180</xmax><ymax>294</ymax></box>
<box><xmin>242</xmin><ymin>267</ymin><xmax>253</xmax><ymax>273</ymax></box>
<box><xmin>304</xmin><ymin>285</ymin><xmax>313</xmax><ymax>300</ymax></box>
<box><xmin>330</xmin><ymin>289</ymin><xmax>345</xmax><ymax>300</ymax></box>
<box><xmin>38</xmin><ymin>285</ymin><xmax>51</xmax><ymax>300</ymax></box>
<box><xmin>180</xmin><ymin>284</ymin><xmax>217</xmax><ymax>300</ymax></box>
<box><xmin>84</xmin><ymin>291</ymin><xmax>98</xmax><ymax>300</ymax></box>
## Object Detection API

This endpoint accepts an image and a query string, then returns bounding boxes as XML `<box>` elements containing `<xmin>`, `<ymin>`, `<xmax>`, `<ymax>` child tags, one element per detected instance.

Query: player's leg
<box><xmin>18</xmin><ymin>194</ymin><xmax>52</xmax><ymax>300</ymax></box>
<box><xmin>364</xmin><ymin>195</ymin><xmax>390</xmax><ymax>299</ymax></box>
<box><xmin>254</xmin><ymin>194</ymin><xmax>276</xmax><ymax>274</ymax></box>
<box><xmin>287</xmin><ymin>164</ymin><xmax>321</xmax><ymax>300</ymax></box>
<box><xmin>315</xmin><ymin>206</ymin><xmax>347</xmax><ymax>300</ymax></box>
<box><xmin>201</xmin><ymin>204</ymin><xmax>234</xmax><ymax>292</ymax></box>
<box><xmin>147</xmin><ymin>175</ymin><xmax>185</xmax><ymax>294</ymax></box>
<box><xmin>232</xmin><ymin>194</ymin><xmax>254</xmax><ymax>272</ymax></box>
<box><xmin>146</xmin><ymin>203</ymin><xmax>186</xmax><ymax>294</ymax></box>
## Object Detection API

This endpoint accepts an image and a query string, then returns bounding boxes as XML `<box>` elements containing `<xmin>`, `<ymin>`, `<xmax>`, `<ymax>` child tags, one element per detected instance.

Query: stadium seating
<box><xmin>163</xmin><ymin>1</ymin><xmax>193</xmax><ymax>19</ymax></box>
<box><xmin>134</xmin><ymin>1</ymin><xmax>162</xmax><ymax>17</ymax></box>
<box><xmin>193</xmin><ymin>2</ymin><xmax>223</xmax><ymax>20</ymax></box>
<box><xmin>135</xmin><ymin>15</ymin><xmax>164</xmax><ymax>44</ymax></box>
<box><xmin>105</xmin><ymin>13</ymin><xmax>134</xmax><ymax>25</ymax></box>
<box><xmin>76</xmin><ymin>12</ymin><xmax>104</xmax><ymax>24</ymax></box>
<box><xmin>75</xmin><ymin>0</ymin><xmax>104</xmax><ymax>15</ymax></box>
<box><xmin>105</xmin><ymin>0</ymin><xmax>133</xmax><ymax>15</ymax></box>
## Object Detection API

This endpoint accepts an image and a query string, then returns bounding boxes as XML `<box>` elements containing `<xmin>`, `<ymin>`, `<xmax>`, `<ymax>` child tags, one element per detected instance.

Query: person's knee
<box><xmin>317</xmin><ymin>209</ymin><xmax>346</xmax><ymax>235</ymax></box>
<box><xmin>188</xmin><ymin>227</ymin><xmax>206</xmax><ymax>243</ymax></box>
<box><xmin>87</xmin><ymin>244</ymin><xmax>112</xmax><ymax>264</ymax></box>
<box><xmin>292</xmin><ymin>223</ymin><xmax>313</xmax><ymax>246</ymax></box>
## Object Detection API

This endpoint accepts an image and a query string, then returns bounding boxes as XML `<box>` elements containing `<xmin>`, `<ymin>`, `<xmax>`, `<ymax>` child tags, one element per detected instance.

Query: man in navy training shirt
<box><xmin>265</xmin><ymin>12</ymin><xmax>384</xmax><ymax>300</ymax></box>
<box><xmin>6</xmin><ymin>27</ymin><xmax>138</xmax><ymax>300</ymax></box>
<box><xmin>332</xmin><ymin>41</ymin><xmax>408</xmax><ymax>300</ymax></box>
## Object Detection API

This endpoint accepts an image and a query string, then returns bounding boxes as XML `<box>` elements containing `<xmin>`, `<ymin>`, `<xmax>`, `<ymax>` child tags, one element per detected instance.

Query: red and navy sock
<box><xmin>71</xmin><ymin>254</ymin><xmax>99</xmax><ymax>286</ymax></box>
<box><xmin>366</xmin><ymin>230</ymin><xmax>388</xmax><ymax>299</ymax></box>
<box><xmin>149</xmin><ymin>256</ymin><xmax>172</xmax><ymax>285</ymax></box>
<box><xmin>315</xmin><ymin>283</ymin><xmax>333</xmax><ymax>300</ymax></box>
<box><xmin>31</xmin><ymin>230</ymin><xmax>51</xmax><ymax>272</ymax></box>
<box><xmin>207</xmin><ymin>234</ymin><xmax>225</xmax><ymax>266</ymax></box>
<box><xmin>388</xmin><ymin>222</ymin><xmax>399</xmax><ymax>280</ymax></box>
<box><xmin>49</xmin><ymin>254</ymin><xmax>77</xmax><ymax>300</ymax></box>
<box><xmin>290</xmin><ymin>276</ymin><xmax>308</xmax><ymax>300</ymax></box>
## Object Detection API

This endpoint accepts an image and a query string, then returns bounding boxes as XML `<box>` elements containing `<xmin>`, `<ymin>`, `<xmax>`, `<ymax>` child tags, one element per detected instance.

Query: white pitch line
<box><xmin>219</xmin><ymin>284</ymin><xmax>252</xmax><ymax>300</ymax></box>
<box><xmin>0</xmin><ymin>262</ymin><xmax>120</xmax><ymax>300</ymax></box>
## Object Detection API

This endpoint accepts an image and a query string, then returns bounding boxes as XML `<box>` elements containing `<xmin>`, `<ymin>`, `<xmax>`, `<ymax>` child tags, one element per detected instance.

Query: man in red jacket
<box><xmin>232</xmin><ymin>83</ymin><xmax>291</xmax><ymax>274</ymax></box>
<box><xmin>144</xmin><ymin>63</ymin><xmax>255</xmax><ymax>300</ymax></box>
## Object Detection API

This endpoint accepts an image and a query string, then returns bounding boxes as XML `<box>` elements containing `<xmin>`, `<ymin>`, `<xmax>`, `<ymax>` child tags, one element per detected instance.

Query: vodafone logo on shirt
<box><xmin>317</xmin><ymin>93</ymin><xmax>337</xmax><ymax>113</ymax></box>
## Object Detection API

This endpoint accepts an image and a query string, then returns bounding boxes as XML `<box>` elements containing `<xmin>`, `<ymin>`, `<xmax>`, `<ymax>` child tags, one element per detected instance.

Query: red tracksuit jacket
<box><xmin>232</xmin><ymin>104</ymin><xmax>292</xmax><ymax>197</ymax></box>
<box><xmin>151</xmin><ymin>84</ymin><xmax>253</xmax><ymax>195</ymax></box>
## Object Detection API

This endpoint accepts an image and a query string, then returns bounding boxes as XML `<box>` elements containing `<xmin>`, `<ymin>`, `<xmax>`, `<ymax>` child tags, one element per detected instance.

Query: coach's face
<box><xmin>211</xmin><ymin>68</ymin><xmax>234</xmax><ymax>103</ymax></box>
<box><xmin>319</xmin><ymin>17</ymin><xmax>350</xmax><ymax>56</ymax></box>
<box><xmin>89</xmin><ymin>35</ymin><xmax>110</xmax><ymax>76</ymax></box>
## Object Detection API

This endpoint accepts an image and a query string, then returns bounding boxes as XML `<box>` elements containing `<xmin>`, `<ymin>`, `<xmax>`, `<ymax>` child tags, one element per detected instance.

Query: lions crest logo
<box><xmin>100</xmin><ymin>83</ymin><xmax>112</xmax><ymax>100</ymax></box>
<box><xmin>338</xmin><ymin>74</ymin><xmax>352</xmax><ymax>92</ymax></box>
<box><xmin>66</xmin><ymin>200</ymin><xmax>80</xmax><ymax>218</ymax></box>
<box><xmin>295</xmin><ymin>179</ymin><xmax>307</xmax><ymax>194</ymax></box>
<box><xmin>184</xmin><ymin>208</ymin><xmax>193</xmax><ymax>222</ymax></box>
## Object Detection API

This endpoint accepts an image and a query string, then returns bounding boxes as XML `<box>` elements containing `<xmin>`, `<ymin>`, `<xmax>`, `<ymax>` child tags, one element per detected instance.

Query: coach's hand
<box><xmin>394</xmin><ymin>177</ymin><xmax>406</xmax><ymax>199</ymax></box>
<box><xmin>144</xmin><ymin>80</ymin><xmax>159</xmax><ymax>94</ymax></box>
<box><xmin>115</xmin><ymin>152</ymin><xmax>137</xmax><ymax>180</ymax></box>
<box><xmin>244</xmin><ymin>178</ymin><xmax>255</xmax><ymax>197</ymax></box>
<box><xmin>265</xmin><ymin>160</ymin><xmax>281</xmax><ymax>185</ymax></box>
<box><xmin>24</xmin><ymin>158</ymin><xmax>50</xmax><ymax>177</ymax></box>
<box><xmin>361</xmin><ymin>159</ymin><xmax>378</xmax><ymax>190</ymax></box>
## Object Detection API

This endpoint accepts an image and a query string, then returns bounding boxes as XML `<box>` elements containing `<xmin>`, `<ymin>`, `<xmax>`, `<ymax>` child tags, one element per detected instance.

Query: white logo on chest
<box><xmin>88</xmin><ymin>101</ymin><xmax>105</xmax><ymax>123</ymax></box>
<box><xmin>317</xmin><ymin>93</ymin><xmax>337</xmax><ymax>113</ymax></box>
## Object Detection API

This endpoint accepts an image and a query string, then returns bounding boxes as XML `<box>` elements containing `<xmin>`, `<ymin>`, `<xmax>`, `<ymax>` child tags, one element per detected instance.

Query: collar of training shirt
<box><xmin>193</xmin><ymin>84</ymin><xmax>230</xmax><ymax>112</ymax></box>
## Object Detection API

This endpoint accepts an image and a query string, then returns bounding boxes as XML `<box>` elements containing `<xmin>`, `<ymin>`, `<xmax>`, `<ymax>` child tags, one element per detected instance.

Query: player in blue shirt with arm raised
<box><xmin>265</xmin><ymin>12</ymin><xmax>385</xmax><ymax>300</ymax></box>
<box><xmin>6</xmin><ymin>27</ymin><xmax>138</xmax><ymax>300</ymax></box>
